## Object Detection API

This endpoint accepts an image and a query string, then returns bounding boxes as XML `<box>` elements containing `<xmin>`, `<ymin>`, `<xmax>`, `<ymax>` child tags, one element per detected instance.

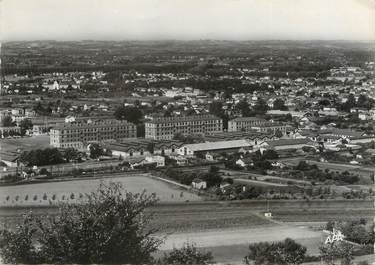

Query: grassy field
<box><xmin>157</xmin><ymin>225</ymin><xmax>324</xmax><ymax>258</ymax></box>
<box><xmin>0</xmin><ymin>174</ymin><xmax>201</xmax><ymax>207</ymax></box>
<box><xmin>0</xmin><ymin>135</ymin><xmax>50</xmax><ymax>152</ymax></box>
<box><xmin>0</xmin><ymin>197</ymin><xmax>372</xmax><ymax>263</ymax></box>
<box><xmin>272</xmin><ymin>209</ymin><xmax>374</xmax><ymax>223</ymax></box>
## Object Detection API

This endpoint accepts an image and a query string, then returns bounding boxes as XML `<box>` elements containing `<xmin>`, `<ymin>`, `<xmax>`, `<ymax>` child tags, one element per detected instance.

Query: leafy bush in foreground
<box><xmin>244</xmin><ymin>238</ymin><xmax>306</xmax><ymax>265</ymax></box>
<box><xmin>159</xmin><ymin>243</ymin><xmax>213</xmax><ymax>265</ymax></box>
<box><xmin>0</xmin><ymin>182</ymin><xmax>161</xmax><ymax>264</ymax></box>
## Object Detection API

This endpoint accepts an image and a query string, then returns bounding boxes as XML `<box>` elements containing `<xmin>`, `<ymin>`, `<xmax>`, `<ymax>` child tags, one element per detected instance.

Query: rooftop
<box><xmin>266</xmin><ymin>138</ymin><xmax>312</xmax><ymax>147</ymax></box>
<box><xmin>52</xmin><ymin>119</ymin><xmax>135</xmax><ymax>130</ymax></box>
<box><xmin>105</xmin><ymin>139</ymin><xmax>183</xmax><ymax>152</ymax></box>
<box><xmin>204</xmin><ymin>131</ymin><xmax>274</xmax><ymax>142</ymax></box>
<box><xmin>230</xmin><ymin>117</ymin><xmax>266</xmax><ymax>122</ymax></box>
<box><xmin>184</xmin><ymin>139</ymin><xmax>252</xmax><ymax>152</ymax></box>
<box><xmin>146</xmin><ymin>114</ymin><xmax>222</xmax><ymax>124</ymax></box>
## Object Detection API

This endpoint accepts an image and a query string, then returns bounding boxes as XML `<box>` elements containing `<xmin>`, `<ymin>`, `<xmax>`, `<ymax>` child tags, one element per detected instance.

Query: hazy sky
<box><xmin>1</xmin><ymin>0</ymin><xmax>375</xmax><ymax>41</ymax></box>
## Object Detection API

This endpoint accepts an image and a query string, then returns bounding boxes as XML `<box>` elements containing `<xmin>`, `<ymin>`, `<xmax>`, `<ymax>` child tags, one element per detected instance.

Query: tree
<box><xmin>236</xmin><ymin>100</ymin><xmax>252</xmax><ymax>117</ymax></box>
<box><xmin>341</xmin><ymin>94</ymin><xmax>356</xmax><ymax>112</ymax></box>
<box><xmin>0</xmin><ymin>214</ymin><xmax>38</xmax><ymax>264</ymax></box>
<box><xmin>203</xmin><ymin>166</ymin><xmax>222</xmax><ymax>187</ymax></box>
<box><xmin>262</xmin><ymin>150</ymin><xmax>279</xmax><ymax>160</ymax></box>
<box><xmin>19</xmin><ymin>148</ymin><xmax>64</xmax><ymax>166</ymax></box>
<box><xmin>64</xmin><ymin>148</ymin><xmax>80</xmax><ymax>162</ymax></box>
<box><xmin>357</xmin><ymin>94</ymin><xmax>374</xmax><ymax>110</ymax></box>
<box><xmin>253</xmin><ymin>98</ymin><xmax>269</xmax><ymax>115</ymax></box>
<box><xmin>1</xmin><ymin>116</ymin><xmax>14</xmax><ymax>127</ymax></box>
<box><xmin>19</xmin><ymin>119</ymin><xmax>33</xmax><ymax>136</ymax></box>
<box><xmin>319</xmin><ymin>241</ymin><xmax>353</xmax><ymax>265</ymax></box>
<box><xmin>209</xmin><ymin>101</ymin><xmax>224</xmax><ymax>117</ymax></box>
<box><xmin>89</xmin><ymin>143</ymin><xmax>104</xmax><ymax>159</ymax></box>
<box><xmin>273</xmin><ymin>99</ymin><xmax>288</xmax><ymax>111</ymax></box>
<box><xmin>39</xmin><ymin>168</ymin><xmax>50</xmax><ymax>176</ymax></box>
<box><xmin>160</xmin><ymin>243</ymin><xmax>213</xmax><ymax>265</ymax></box>
<box><xmin>114</xmin><ymin>106</ymin><xmax>143</xmax><ymax>124</ymax></box>
<box><xmin>0</xmin><ymin>183</ymin><xmax>162</xmax><ymax>264</ymax></box>
<box><xmin>147</xmin><ymin>142</ymin><xmax>155</xmax><ymax>154</ymax></box>
<box><xmin>244</xmin><ymin>238</ymin><xmax>306</xmax><ymax>265</ymax></box>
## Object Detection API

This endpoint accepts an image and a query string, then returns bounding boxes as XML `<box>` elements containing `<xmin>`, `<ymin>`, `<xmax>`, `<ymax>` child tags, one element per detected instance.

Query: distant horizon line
<box><xmin>2</xmin><ymin>38</ymin><xmax>375</xmax><ymax>43</ymax></box>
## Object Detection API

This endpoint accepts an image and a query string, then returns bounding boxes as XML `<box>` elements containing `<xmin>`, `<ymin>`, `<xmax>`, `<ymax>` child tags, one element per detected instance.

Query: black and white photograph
<box><xmin>0</xmin><ymin>0</ymin><xmax>374</xmax><ymax>264</ymax></box>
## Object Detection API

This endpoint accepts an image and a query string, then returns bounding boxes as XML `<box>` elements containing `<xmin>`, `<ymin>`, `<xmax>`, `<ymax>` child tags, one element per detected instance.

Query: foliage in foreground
<box><xmin>0</xmin><ymin>182</ymin><xmax>161</xmax><ymax>264</ymax></box>
<box><xmin>159</xmin><ymin>243</ymin><xmax>213</xmax><ymax>265</ymax></box>
<box><xmin>319</xmin><ymin>241</ymin><xmax>354</xmax><ymax>265</ymax></box>
<box><xmin>244</xmin><ymin>238</ymin><xmax>307</xmax><ymax>265</ymax></box>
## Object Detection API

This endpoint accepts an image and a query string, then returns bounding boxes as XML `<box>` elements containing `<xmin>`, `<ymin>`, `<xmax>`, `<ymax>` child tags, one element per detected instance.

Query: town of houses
<box><xmin>1</xmin><ymin>62</ymin><xmax>375</xmax><ymax>176</ymax></box>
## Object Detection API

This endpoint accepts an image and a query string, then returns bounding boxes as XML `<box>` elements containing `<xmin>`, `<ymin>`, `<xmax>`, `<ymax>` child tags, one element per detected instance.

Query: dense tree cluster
<box><xmin>89</xmin><ymin>143</ymin><xmax>105</xmax><ymax>159</ymax></box>
<box><xmin>292</xmin><ymin>161</ymin><xmax>359</xmax><ymax>184</ymax></box>
<box><xmin>114</xmin><ymin>106</ymin><xmax>143</xmax><ymax>124</ymax></box>
<box><xmin>19</xmin><ymin>148</ymin><xmax>64</xmax><ymax>166</ymax></box>
<box><xmin>273</xmin><ymin>98</ymin><xmax>288</xmax><ymax>111</ymax></box>
<box><xmin>19</xmin><ymin>119</ymin><xmax>33</xmax><ymax>136</ymax></box>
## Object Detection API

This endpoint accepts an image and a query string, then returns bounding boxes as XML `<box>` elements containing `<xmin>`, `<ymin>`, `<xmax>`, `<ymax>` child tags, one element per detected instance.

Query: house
<box><xmin>106</xmin><ymin>139</ymin><xmax>183</xmax><ymax>158</ymax></box>
<box><xmin>192</xmin><ymin>178</ymin><xmax>207</xmax><ymax>190</ymax></box>
<box><xmin>144</xmin><ymin>155</ymin><xmax>165</xmax><ymax>167</ymax></box>
<box><xmin>236</xmin><ymin>157</ymin><xmax>253</xmax><ymax>168</ymax></box>
<box><xmin>168</xmin><ymin>155</ymin><xmax>189</xmax><ymax>166</ymax></box>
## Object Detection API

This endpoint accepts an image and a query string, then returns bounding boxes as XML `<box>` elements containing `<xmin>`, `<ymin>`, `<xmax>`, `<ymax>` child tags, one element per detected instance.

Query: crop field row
<box><xmin>0</xmin><ymin>175</ymin><xmax>201</xmax><ymax>207</ymax></box>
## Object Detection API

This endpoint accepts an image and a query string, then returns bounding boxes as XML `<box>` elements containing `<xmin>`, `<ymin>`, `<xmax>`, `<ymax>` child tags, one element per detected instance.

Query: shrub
<box><xmin>0</xmin><ymin>182</ymin><xmax>161</xmax><ymax>264</ymax></box>
<box><xmin>159</xmin><ymin>243</ymin><xmax>213</xmax><ymax>265</ymax></box>
<box><xmin>39</xmin><ymin>168</ymin><xmax>49</xmax><ymax>175</ymax></box>
<box><xmin>319</xmin><ymin>241</ymin><xmax>353</xmax><ymax>265</ymax></box>
<box><xmin>0</xmin><ymin>214</ymin><xmax>39</xmax><ymax>264</ymax></box>
<box><xmin>244</xmin><ymin>238</ymin><xmax>306</xmax><ymax>265</ymax></box>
